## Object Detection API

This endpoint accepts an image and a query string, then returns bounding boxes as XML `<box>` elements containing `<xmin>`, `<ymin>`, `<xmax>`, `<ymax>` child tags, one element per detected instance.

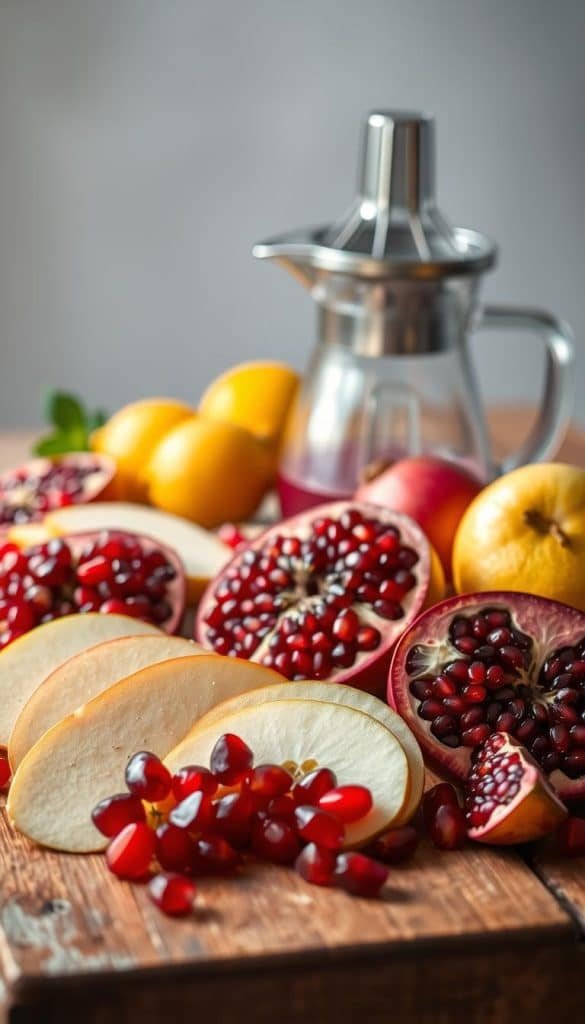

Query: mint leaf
<box><xmin>33</xmin><ymin>433</ymin><xmax>81</xmax><ymax>456</ymax></box>
<box><xmin>45</xmin><ymin>391</ymin><xmax>87</xmax><ymax>433</ymax></box>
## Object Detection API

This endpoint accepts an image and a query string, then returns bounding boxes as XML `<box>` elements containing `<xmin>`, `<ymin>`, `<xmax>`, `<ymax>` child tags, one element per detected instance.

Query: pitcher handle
<box><xmin>477</xmin><ymin>305</ymin><xmax>574</xmax><ymax>474</ymax></box>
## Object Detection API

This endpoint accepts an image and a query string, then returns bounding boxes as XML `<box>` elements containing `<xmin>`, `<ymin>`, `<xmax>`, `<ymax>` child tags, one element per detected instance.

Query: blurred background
<box><xmin>0</xmin><ymin>0</ymin><xmax>583</xmax><ymax>427</ymax></box>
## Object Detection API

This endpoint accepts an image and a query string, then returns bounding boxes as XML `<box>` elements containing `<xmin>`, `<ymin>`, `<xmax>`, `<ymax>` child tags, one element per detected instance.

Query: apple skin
<box><xmin>355</xmin><ymin>456</ymin><xmax>483</xmax><ymax>579</ymax></box>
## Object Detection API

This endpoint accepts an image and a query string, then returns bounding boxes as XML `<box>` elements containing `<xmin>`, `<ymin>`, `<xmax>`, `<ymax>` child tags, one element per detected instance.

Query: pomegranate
<box><xmin>465</xmin><ymin>733</ymin><xmax>567</xmax><ymax>844</ymax></box>
<box><xmin>0</xmin><ymin>529</ymin><xmax>185</xmax><ymax>646</ymax></box>
<box><xmin>0</xmin><ymin>454</ymin><xmax>114</xmax><ymax>529</ymax></box>
<box><xmin>389</xmin><ymin>591</ymin><xmax>585</xmax><ymax>802</ymax></box>
<box><xmin>355</xmin><ymin>456</ymin><xmax>482</xmax><ymax>578</ymax></box>
<box><xmin>196</xmin><ymin>502</ymin><xmax>444</xmax><ymax>695</ymax></box>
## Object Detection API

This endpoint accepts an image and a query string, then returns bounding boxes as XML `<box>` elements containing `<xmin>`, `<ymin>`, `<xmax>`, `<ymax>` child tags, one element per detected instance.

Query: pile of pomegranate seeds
<box><xmin>0</xmin><ymin>460</ymin><xmax>104</xmax><ymax>526</ymax></box>
<box><xmin>0</xmin><ymin>532</ymin><xmax>178</xmax><ymax>647</ymax></box>
<box><xmin>203</xmin><ymin>507</ymin><xmax>419</xmax><ymax>679</ymax></box>
<box><xmin>405</xmin><ymin>606</ymin><xmax>585</xmax><ymax>779</ymax></box>
<box><xmin>94</xmin><ymin>736</ymin><xmax>395</xmax><ymax>917</ymax></box>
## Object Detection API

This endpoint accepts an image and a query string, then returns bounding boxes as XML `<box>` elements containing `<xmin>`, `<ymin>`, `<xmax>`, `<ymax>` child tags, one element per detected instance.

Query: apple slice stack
<box><xmin>1</xmin><ymin>615</ymin><xmax>423</xmax><ymax>855</ymax></box>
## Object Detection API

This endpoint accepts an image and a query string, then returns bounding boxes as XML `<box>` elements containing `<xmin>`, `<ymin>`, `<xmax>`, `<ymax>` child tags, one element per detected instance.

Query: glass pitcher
<box><xmin>253</xmin><ymin>112</ymin><xmax>574</xmax><ymax>516</ymax></box>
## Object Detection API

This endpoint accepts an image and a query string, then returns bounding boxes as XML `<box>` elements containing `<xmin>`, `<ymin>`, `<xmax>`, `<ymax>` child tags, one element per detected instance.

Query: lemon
<box><xmin>199</xmin><ymin>361</ymin><xmax>299</xmax><ymax>449</ymax></box>
<box><xmin>91</xmin><ymin>398</ymin><xmax>194</xmax><ymax>501</ymax></box>
<box><xmin>145</xmin><ymin>415</ymin><xmax>273</xmax><ymax>528</ymax></box>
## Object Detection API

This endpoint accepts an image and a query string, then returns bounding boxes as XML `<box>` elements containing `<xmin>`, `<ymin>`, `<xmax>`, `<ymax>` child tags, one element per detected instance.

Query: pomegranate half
<box><xmin>196</xmin><ymin>501</ymin><xmax>444</xmax><ymax>696</ymax></box>
<box><xmin>389</xmin><ymin>591</ymin><xmax>585</xmax><ymax>802</ymax></box>
<box><xmin>0</xmin><ymin>529</ymin><xmax>186</xmax><ymax>646</ymax></box>
<box><xmin>0</xmin><ymin>454</ymin><xmax>115</xmax><ymax>529</ymax></box>
<box><xmin>465</xmin><ymin>732</ymin><xmax>567</xmax><ymax>845</ymax></box>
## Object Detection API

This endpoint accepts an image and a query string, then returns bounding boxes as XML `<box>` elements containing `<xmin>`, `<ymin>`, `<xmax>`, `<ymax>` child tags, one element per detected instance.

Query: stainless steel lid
<box><xmin>253</xmin><ymin>111</ymin><xmax>496</xmax><ymax>280</ymax></box>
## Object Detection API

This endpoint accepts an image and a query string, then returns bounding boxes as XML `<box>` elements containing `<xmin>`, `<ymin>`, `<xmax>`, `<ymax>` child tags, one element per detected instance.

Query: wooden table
<box><xmin>1</xmin><ymin>410</ymin><xmax>585</xmax><ymax>1024</ymax></box>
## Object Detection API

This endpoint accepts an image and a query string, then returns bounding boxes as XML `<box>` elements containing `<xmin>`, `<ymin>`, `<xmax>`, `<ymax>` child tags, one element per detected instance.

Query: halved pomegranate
<box><xmin>0</xmin><ymin>529</ymin><xmax>185</xmax><ymax>647</ymax></box>
<box><xmin>196</xmin><ymin>501</ymin><xmax>444</xmax><ymax>695</ymax></box>
<box><xmin>389</xmin><ymin>592</ymin><xmax>585</xmax><ymax>802</ymax></box>
<box><xmin>465</xmin><ymin>732</ymin><xmax>567</xmax><ymax>844</ymax></box>
<box><xmin>0</xmin><ymin>454</ymin><xmax>115</xmax><ymax>529</ymax></box>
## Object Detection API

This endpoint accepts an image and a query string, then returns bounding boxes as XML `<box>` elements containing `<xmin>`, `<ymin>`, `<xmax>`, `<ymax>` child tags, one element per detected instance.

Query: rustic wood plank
<box><xmin>531</xmin><ymin>844</ymin><xmax>585</xmax><ymax>934</ymax></box>
<box><xmin>0</xmin><ymin>804</ymin><xmax>571</xmax><ymax>982</ymax></box>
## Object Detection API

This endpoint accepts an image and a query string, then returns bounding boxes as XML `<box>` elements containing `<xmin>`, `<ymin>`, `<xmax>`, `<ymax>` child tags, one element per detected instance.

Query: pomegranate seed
<box><xmin>332</xmin><ymin>608</ymin><xmax>359</xmax><ymax>643</ymax></box>
<box><xmin>148</xmin><ymin>873</ymin><xmax>197</xmax><ymax>916</ymax></box>
<box><xmin>251</xmin><ymin>817</ymin><xmax>301</xmax><ymax>864</ymax></box>
<box><xmin>423</xmin><ymin>783</ymin><xmax>461</xmax><ymax>830</ymax></box>
<box><xmin>172</xmin><ymin>764</ymin><xmax>218</xmax><ymax>801</ymax></box>
<box><xmin>356</xmin><ymin>626</ymin><xmax>381</xmax><ymax>651</ymax></box>
<box><xmin>76</xmin><ymin>555</ymin><xmax>112</xmax><ymax>585</ymax></box>
<box><xmin>294</xmin><ymin>843</ymin><xmax>336</xmax><ymax>886</ymax></box>
<box><xmin>318</xmin><ymin>785</ymin><xmax>373</xmax><ymax>823</ymax></box>
<box><xmin>267</xmin><ymin>794</ymin><xmax>296</xmax><ymax>824</ymax></box>
<box><xmin>461</xmin><ymin>724</ymin><xmax>492</xmax><ymax>747</ymax></box>
<box><xmin>217</xmin><ymin>523</ymin><xmax>247</xmax><ymax>549</ymax></box>
<box><xmin>294</xmin><ymin>805</ymin><xmax>345</xmax><ymax>850</ymax></box>
<box><xmin>169</xmin><ymin>791</ymin><xmax>214</xmax><ymax>833</ymax></box>
<box><xmin>91</xmin><ymin>792</ymin><xmax>146</xmax><ymax>837</ymax></box>
<box><xmin>428</xmin><ymin>804</ymin><xmax>467</xmax><ymax>851</ymax></box>
<box><xmin>468</xmin><ymin>661</ymin><xmax>487</xmax><ymax>684</ymax></box>
<box><xmin>249</xmin><ymin>764</ymin><xmax>293</xmax><ymax>799</ymax></box>
<box><xmin>106</xmin><ymin>823</ymin><xmax>155</xmax><ymax>879</ymax></box>
<box><xmin>213</xmin><ymin>791</ymin><xmax>255</xmax><ymax>847</ymax></box>
<box><xmin>292</xmin><ymin>767</ymin><xmax>337</xmax><ymax>805</ymax></box>
<box><xmin>209</xmin><ymin>733</ymin><xmax>253</xmax><ymax>785</ymax></box>
<box><xmin>155</xmin><ymin>823</ymin><xmax>195</xmax><ymax>872</ymax></box>
<box><xmin>557</xmin><ymin>817</ymin><xmax>585</xmax><ymax>857</ymax></box>
<box><xmin>333</xmin><ymin>852</ymin><xmax>388</xmax><ymax>898</ymax></box>
<box><xmin>125</xmin><ymin>751</ymin><xmax>172</xmax><ymax>802</ymax></box>
<box><xmin>366</xmin><ymin>826</ymin><xmax>419</xmax><ymax>864</ymax></box>
<box><xmin>193</xmin><ymin>836</ymin><xmax>241</xmax><ymax>875</ymax></box>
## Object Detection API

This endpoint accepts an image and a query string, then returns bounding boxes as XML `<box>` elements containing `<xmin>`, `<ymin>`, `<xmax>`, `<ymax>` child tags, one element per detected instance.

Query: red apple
<box><xmin>355</xmin><ymin>456</ymin><xmax>483</xmax><ymax>578</ymax></box>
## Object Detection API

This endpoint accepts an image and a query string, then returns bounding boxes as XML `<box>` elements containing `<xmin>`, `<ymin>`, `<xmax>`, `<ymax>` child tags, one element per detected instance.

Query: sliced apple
<box><xmin>28</xmin><ymin>502</ymin><xmax>231</xmax><ymax>604</ymax></box>
<box><xmin>8</xmin><ymin>655</ymin><xmax>285</xmax><ymax>852</ymax></box>
<box><xmin>191</xmin><ymin>681</ymin><xmax>424</xmax><ymax>825</ymax></box>
<box><xmin>166</xmin><ymin>699</ymin><xmax>410</xmax><ymax>849</ymax></box>
<box><xmin>9</xmin><ymin>634</ymin><xmax>204</xmax><ymax>768</ymax></box>
<box><xmin>0</xmin><ymin>614</ymin><xmax>161</xmax><ymax>748</ymax></box>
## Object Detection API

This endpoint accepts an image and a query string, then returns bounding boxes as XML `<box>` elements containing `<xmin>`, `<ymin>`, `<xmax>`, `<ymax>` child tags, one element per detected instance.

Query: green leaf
<box><xmin>33</xmin><ymin>433</ymin><xmax>80</xmax><ymax>456</ymax></box>
<box><xmin>44</xmin><ymin>391</ymin><xmax>87</xmax><ymax>432</ymax></box>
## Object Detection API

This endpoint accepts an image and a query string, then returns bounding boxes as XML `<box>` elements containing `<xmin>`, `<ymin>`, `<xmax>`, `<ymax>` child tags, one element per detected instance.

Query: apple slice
<box><xmin>166</xmin><ymin>699</ymin><xmax>410</xmax><ymax>849</ymax></box>
<box><xmin>31</xmin><ymin>502</ymin><xmax>231</xmax><ymax>604</ymax></box>
<box><xmin>0</xmin><ymin>614</ymin><xmax>161</xmax><ymax>748</ymax></box>
<box><xmin>9</xmin><ymin>634</ymin><xmax>204</xmax><ymax>768</ymax></box>
<box><xmin>189</xmin><ymin>680</ymin><xmax>424</xmax><ymax>825</ymax></box>
<box><xmin>8</xmin><ymin>655</ymin><xmax>285</xmax><ymax>852</ymax></box>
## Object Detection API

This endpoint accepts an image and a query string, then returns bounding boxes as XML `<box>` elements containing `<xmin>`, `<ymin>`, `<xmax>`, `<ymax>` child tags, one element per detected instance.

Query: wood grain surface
<box><xmin>0</xmin><ymin>412</ymin><xmax>584</xmax><ymax>1023</ymax></box>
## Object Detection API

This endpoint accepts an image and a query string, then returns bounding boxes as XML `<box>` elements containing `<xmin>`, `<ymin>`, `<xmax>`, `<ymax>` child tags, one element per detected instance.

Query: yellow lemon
<box><xmin>199</xmin><ymin>361</ymin><xmax>299</xmax><ymax>449</ymax></box>
<box><xmin>145</xmin><ymin>415</ymin><xmax>273</xmax><ymax>528</ymax></box>
<box><xmin>91</xmin><ymin>398</ymin><xmax>194</xmax><ymax>501</ymax></box>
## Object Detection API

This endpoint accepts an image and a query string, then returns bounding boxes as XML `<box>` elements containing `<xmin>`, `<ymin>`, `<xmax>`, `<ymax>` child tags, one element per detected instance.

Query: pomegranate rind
<box><xmin>64</xmin><ymin>529</ymin><xmax>187</xmax><ymax>635</ymax></box>
<box><xmin>388</xmin><ymin>590</ymin><xmax>585</xmax><ymax>801</ymax></box>
<box><xmin>196</xmin><ymin>501</ymin><xmax>444</xmax><ymax>696</ymax></box>
<box><xmin>0</xmin><ymin>454</ymin><xmax>116</xmax><ymax>529</ymax></box>
<box><xmin>466</xmin><ymin>734</ymin><xmax>567</xmax><ymax>845</ymax></box>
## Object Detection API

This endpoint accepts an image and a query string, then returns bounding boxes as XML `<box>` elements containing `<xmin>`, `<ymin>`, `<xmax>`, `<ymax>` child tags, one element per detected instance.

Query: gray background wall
<box><xmin>0</xmin><ymin>0</ymin><xmax>583</xmax><ymax>428</ymax></box>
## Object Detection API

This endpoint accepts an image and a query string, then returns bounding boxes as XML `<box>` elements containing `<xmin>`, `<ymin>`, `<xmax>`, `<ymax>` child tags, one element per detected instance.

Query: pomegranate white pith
<box><xmin>389</xmin><ymin>591</ymin><xmax>585</xmax><ymax>802</ymax></box>
<box><xmin>0</xmin><ymin>454</ymin><xmax>115</xmax><ymax>528</ymax></box>
<box><xmin>196</xmin><ymin>502</ymin><xmax>439</xmax><ymax>695</ymax></box>
<box><xmin>465</xmin><ymin>732</ymin><xmax>567</xmax><ymax>844</ymax></box>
